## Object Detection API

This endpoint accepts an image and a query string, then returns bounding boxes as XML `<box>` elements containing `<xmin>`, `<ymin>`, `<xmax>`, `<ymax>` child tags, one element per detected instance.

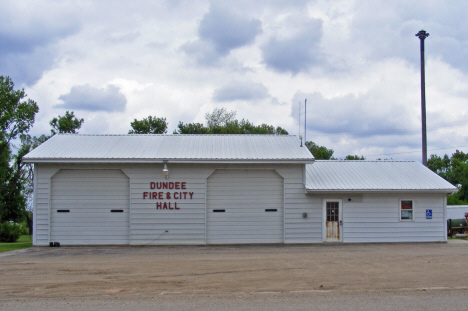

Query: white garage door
<box><xmin>50</xmin><ymin>169</ymin><xmax>130</xmax><ymax>245</ymax></box>
<box><xmin>206</xmin><ymin>169</ymin><xmax>284</xmax><ymax>244</ymax></box>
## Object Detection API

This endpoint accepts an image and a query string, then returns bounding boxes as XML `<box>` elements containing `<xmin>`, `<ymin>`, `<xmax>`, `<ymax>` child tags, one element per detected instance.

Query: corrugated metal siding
<box><xmin>306</xmin><ymin>161</ymin><xmax>457</xmax><ymax>191</ymax></box>
<box><xmin>446</xmin><ymin>205</ymin><xmax>468</xmax><ymax>219</ymax></box>
<box><xmin>50</xmin><ymin>169</ymin><xmax>130</xmax><ymax>245</ymax></box>
<box><xmin>206</xmin><ymin>169</ymin><xmax>284</xmax><ymax>244</ymax></box>
<box><xmin>33</xmin><ymin>162</ymin><xmax>448</xmax><ymax>245</ymax></box>
<box><xmin>124</xmin><ymin>165</ymin><xmax>210</xmax><ymax>245</ymax></box>
<box><xmin>341</xmin><ymin>193</ymin><xmax>446</xmax><ymax>242</ymax></box>
<box><xmin>24</xmin><ymin>134</ymin><xmax>314</xmax><ymax>163</ymax></box>
<box><xmin>277</xmin><ymin>165</ymin><xmax>322</xmax><ymax>243</ymax></box>
<box><xmin>34</xmin><ymin>163</ymin><xmax>321</xmax><ymax>245</ymax></box>
<box><xmin>34</xmin><ymin>165</ymin><xmax>58</xmax><ymax>246</ymax></box>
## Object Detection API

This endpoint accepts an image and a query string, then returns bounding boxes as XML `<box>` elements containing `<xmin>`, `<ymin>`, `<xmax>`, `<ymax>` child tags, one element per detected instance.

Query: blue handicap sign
<box><xmin>426</xmin><ymin>209</ymin><xmax>432</xmax><ymax>219</ymax></box>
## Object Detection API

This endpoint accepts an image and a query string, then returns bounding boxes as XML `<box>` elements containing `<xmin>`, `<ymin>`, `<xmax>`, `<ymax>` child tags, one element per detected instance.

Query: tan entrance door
<box><xmin>323</xmin><ymin>200</ymin><xmax>342</xmax><ymax>242</ymax></box>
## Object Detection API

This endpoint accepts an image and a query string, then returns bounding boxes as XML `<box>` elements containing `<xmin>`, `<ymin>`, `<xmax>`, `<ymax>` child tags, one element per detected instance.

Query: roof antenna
<box><xmin>299</xmin><ymin>101</ymin><xmax>302</xmax><ymax>147</ymax></box>
<box><xmin>298</xmin><ymin>101</ymin><xmax>301</xmax><ymax>138</ymax></box>
<box><xmin>304</xmin><ymin>99</ymin><xmax>307</xmax><ymax>145</ymax></box>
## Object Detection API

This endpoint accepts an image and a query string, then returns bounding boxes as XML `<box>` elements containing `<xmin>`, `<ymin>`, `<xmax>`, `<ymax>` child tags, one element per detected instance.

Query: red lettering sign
<box><xmin>145</xmin><ymin>181</ymin><xmax>192</xmax><ymax>210</ymax></box>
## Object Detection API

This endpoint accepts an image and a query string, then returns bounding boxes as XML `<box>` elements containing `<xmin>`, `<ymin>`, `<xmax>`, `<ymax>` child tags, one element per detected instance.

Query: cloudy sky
<box><xmin>2</xmin><ymin>0</ymin><xmax>468</xmax><ymax>161</ymax></box>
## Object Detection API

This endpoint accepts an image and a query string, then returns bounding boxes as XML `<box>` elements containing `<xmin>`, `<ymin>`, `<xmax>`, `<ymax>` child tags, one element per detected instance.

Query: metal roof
<box><xmin>306</xmin><ymin>160</ymin><xmax>457</xmax><ymax>193</ymax></box>
<box><xmin>23</xmin><ymin>134</ymin><xmax>315</xmax><ymax>163</ymax></box>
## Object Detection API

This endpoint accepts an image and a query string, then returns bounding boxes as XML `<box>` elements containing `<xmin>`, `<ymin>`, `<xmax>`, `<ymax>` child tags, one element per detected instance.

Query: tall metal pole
<box><xmin>416</xmin><ymin>29</ymin><xmax>429</xmax><ymax>166</ymax></box>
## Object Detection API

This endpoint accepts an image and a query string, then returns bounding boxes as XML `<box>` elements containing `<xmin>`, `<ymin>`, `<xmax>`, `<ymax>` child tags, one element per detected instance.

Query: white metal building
<box><xmin>446</xmin><ymin>205</ymin><xmax>468</xmax><ymax>220</ymax></box>
<box><xmin>24</xmin><ymin>134</ymin><xmax>457</xmax><ymax>245</ymax></box>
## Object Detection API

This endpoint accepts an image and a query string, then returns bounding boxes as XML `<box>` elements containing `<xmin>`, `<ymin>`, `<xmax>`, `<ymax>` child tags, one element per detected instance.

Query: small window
<box><xmin>326</xmin><ymin>202</ymin><xmax>339</xmax><ymax>222</ymax></box>
<box><xmin>400</xmin><ymin>200</ymin><xmax>413</xmax><ymax>221</ymax></box>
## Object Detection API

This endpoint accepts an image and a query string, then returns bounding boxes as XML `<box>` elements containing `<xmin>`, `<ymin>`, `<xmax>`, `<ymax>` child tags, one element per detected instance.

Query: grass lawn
<box><xmin>0</xmin><ymin>235</ymin><xmax>32</xmax><ymax>253</ymax></box>
<box><xmin>448</xmin><ymin>236</ymin><xmax>468</xmax><ymax>241</ymax></box>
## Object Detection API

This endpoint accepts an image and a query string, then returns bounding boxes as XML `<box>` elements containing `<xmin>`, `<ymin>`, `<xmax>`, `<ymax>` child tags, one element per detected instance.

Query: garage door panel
<box><xmin>207</xmin><ymin>214</ymin><xmax>282</xmax><ymax>220</ymax></box>
<box><xmin>53</xmin><ymin>191</ymin><xmax>129</xmax><ymax>197</ymax></box>
<box><xmin>52</xmin><ymin>182</ymin><xmax>129</xmax><ymax>188</ymax></box>
<box><xmin>209</xmin><ymin>186</ymin><xmax>283</xmax><ymax>191</ymax></box>
<box><xmin>52</xmin><ymin>200</ymin><xmax>129</xmax><ymax>206</ymax></box>
<box><xmin>210</xmin><ymin>227</ymin><xmax>282</xmax><ymax>232</ymax></box>
<box><xmin>51</xmin><ymin>217</ymin><xmax>129</xmax><ymax>223</ymax></box>
<box><xmin>207</xmin><ymin>169</ymin><xmax>284</xmax><ymax>244</ymax></box>
<box><xmin>51</xmin><ymin>231</ymin><xmax>129</xmax><ymax>237</ymax></box>
<box><xmin>208</xmin><ymin>238</ymin><xmax>283</xmax><ymax>244</ymax></box>
<box><xmin>209</xmin><ymin>189</ymin><xmax>283</xmax><ymax>193</ymax></box>
<box><xmin>51</xmin><ymin>169</ymin><xmax>130</xmax><ymax>245</ymax></box>
<box><xmin>208</xmin><ymin>199</ymin><xmax>283</xmax><ymax>207</ymax></box>
<box><xmin>52</xmin><ymin>208</ymin><xmax>129</xmax><ymax>213</ymax></box>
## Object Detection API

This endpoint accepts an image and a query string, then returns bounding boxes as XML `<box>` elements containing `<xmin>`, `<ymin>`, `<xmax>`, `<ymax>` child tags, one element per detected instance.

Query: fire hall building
<box><xmin>24</xmin><ymin>134</ymin><xmax>457</xmax><ymax>245</ymax></box>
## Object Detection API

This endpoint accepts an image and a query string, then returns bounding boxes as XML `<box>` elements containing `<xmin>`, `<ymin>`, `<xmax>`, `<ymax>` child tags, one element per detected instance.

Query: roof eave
<box><xmin>24</xmin><ymin>158</ymin><xmax>315</xmax><ymax>164</ymax></box>
<box><xmin>305</xmin><ymin>188</ymin><xmax>458</xmax><ymax>194</ymax></box>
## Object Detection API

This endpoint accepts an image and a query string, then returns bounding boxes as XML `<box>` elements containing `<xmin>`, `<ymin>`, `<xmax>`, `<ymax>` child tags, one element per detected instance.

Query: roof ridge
<box><xmin>56</xmin><ymin>134</ymin><xmax>298</xmax><ymax>137</ymax></box>
<box><xmin>313</xmin><ymin>160</ymin><xmax>417</xmax><ymax>163</ymax></box>
<box><xmin>24</xmin><ymin>134</ymin><xmax>314</xmax><ymax>163</ymax></box>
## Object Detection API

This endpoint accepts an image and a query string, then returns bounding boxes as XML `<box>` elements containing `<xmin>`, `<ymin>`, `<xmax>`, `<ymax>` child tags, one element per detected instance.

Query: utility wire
<box><xmin>290</xmin><ymin>124</ymin><xmax>468</xmax><ymax>137</ymax></box>
<box><xmin>336</xmin><ymin>144</ymin><xmax>468</xmax><ymax>159</ymax></box>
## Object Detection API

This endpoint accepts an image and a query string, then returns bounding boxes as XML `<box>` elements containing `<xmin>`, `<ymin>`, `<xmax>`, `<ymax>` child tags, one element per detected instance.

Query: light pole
<box><xmin>416</xmin><ymin>29</ymin><xmax>429</xmax><ymax>166</ymax></box>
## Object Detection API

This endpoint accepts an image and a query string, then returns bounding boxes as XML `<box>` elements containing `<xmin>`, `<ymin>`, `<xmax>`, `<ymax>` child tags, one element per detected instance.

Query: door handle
<box><xmin>339</xmin><ymin>220</ymin><xmax>343</xmax><ymax>226</ymax></box>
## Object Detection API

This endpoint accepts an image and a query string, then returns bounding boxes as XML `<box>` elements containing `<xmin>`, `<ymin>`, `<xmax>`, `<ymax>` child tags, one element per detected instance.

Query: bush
<box><xmin>447</xmin><ymin>195</ymin><xmax>468</xmax><ymax>206</ymax></box>
<box><xmin>0</xmin><ymin>221</ymin><xmax>23</xmax><ymax>242</ymax></box>
<box><xmin>19</xmin><ymin>221</ymin><xmax>29</xmax><ymax>235</ymax></box>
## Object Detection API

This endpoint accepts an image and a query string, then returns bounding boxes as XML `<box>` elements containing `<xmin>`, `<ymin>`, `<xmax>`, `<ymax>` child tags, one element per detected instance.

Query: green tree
<box><xmin>305</xmin><ymin>141</ymin><xmax>334</xmax><ymax>160</ymax></box>
<box><xmin>174</xmin><ymin>108</ymin><xmax>288</xmax><ymax>135</ymax></box>
<box><xmin>428</xmin><ymin>150</ymin><xmax>468</xmax><ymax>205</ymax></box>
<box><xmin>0</xmin><ymin>76</ymin><xmax>39</xmax><ymax>224</ymax></box>
<box><xmin>344</xmin><ymin>155</ymin><xmax>365</xmax><ymax>160</ymax></box>
<box><xmin>50</xmin><ymin>111</ymin><xmax>84</xmax><ymax>135</ymax></box>
<box><xmin>175</xmin><ymin>122</ymin><xmax>209</xmax><ymax>134</ymax></box>
<box><xmin>205</xmin><ymin>107</ymin><xmax>237</xmax><ymax>129</ymax></box>
<box><xmin>129</xmin><ymin>116</ymin><xmax>168</xmax><ymax>134</ymax></box>
<box><xmin>0</xmin><ymin>76</ymin><xmax>38</xmax><ymax>149</ymax></box>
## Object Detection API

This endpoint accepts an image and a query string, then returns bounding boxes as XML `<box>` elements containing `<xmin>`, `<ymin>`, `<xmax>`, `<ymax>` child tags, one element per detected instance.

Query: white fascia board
<box><xmin>23</xmin><ymin>158</ymin><xmax>315</xmax><ymax>164</ymax></box>
<box><xmin>306</xmin><ymin>189</ymin><xmax>458</xmax><ymax>194</ymax></box>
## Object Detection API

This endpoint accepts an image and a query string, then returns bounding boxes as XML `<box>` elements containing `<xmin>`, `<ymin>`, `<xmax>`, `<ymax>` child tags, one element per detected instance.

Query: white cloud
<box><xmin>262</xmin><ymin>14</ymin><xmax>323</xmax><ymax>74</ymax></box>
<box><xmin>5</xmin><ymin>0</ymin><xmax>467</xmax><ymax>163</ymax></box>
<box><xmin>181</xmin><ymin>2</ymin><xmax>262</xmax><ymax>65</ymax></box>
<box><xmin>58</xmin><ymin>84</ymin><xmax>127</xmax><ymax>112</ymax></box>
<box><xmin>213</xmin><ymin>81</ymin><xmax>270</xmax><ymax>102</ymax></box>
<box><xmin>0</xmin><ymin>1</ymin><xmax>81</xmax><ymax>85</ymax></box>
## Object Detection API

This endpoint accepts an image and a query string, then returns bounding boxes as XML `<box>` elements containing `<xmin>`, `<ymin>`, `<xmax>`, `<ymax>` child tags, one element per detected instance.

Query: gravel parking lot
<box><xmin>1</xmin><ymin>241</ymin><xmax>468</xmax><ymax>310</ymax></box>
